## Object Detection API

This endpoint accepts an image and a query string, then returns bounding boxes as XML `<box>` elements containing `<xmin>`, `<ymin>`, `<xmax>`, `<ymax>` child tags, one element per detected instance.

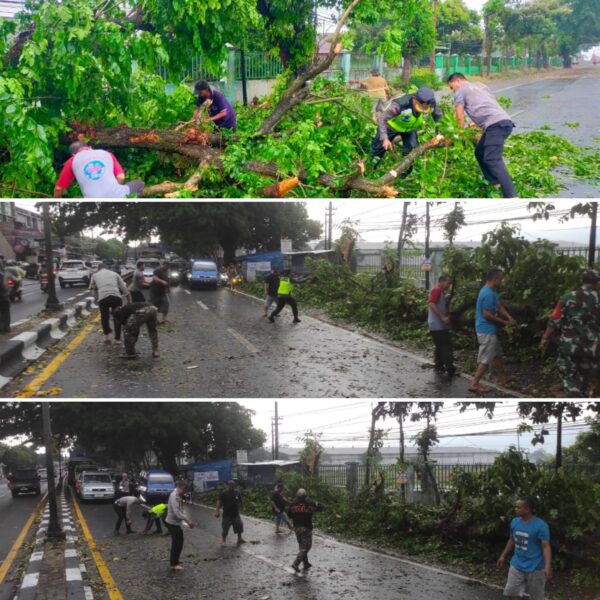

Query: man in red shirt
<box><xmin>427</xmin><ymin>274</ymin><xmax>456</xmax><ymax>377</ymax></box>
<box><xmin>54</xmin><ymin>142</ymin><xmax>144</xmax><ymax>198</ymax></box>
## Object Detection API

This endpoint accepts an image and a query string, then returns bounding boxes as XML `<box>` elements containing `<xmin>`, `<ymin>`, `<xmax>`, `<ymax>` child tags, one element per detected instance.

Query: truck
<box><xmin>7</xmin><ymin>468</ymin><xmax>41</xmax><ymax>497</ymax></box>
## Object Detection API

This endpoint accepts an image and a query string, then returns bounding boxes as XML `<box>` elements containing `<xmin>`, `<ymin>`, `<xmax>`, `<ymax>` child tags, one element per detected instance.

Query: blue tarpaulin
<box><xmin>185</xmin><ymin>460</ymin><xmax>233</xmax><ymax>489</ymax></box>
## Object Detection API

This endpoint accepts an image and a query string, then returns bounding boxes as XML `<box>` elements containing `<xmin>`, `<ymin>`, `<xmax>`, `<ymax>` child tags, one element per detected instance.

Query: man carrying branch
<box><xmin>193</xmin><ymin>80</ymin><xmax>237</xmax><ymax>131</ymax></box>
<box><xmin>370</xmin><ymin>87</ymin><xmax>442</xmax><ymax>175</ymax></box>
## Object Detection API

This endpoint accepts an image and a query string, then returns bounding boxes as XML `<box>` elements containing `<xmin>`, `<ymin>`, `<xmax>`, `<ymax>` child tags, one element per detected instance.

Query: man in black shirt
<box><xmin>215</xmin><ymin>480</ymin><xmax>246</xmax><ymax>545</ymax></box>
<box><xmin>262</xmin><ymin>267</ymin><xmax>280</xmax><ymax>318</ymax></box>
<box><xmin>288</xmin><ymin>488</ymin><xmax>323</xmax><ymax>571</ymax></box>
<box><xmin>113</xmin><ymin>302</ymin><xmax>159</xmax><ymax>359</ymax></box>
<box><xmin>149</xmin><ymin>260</ymin><xmax>170</xmax><ymax>324</ymax></box>
<box><xmin>271</xmin><ymin>482</ymin><xmax>293</xmax><ymax>533</ymax></box>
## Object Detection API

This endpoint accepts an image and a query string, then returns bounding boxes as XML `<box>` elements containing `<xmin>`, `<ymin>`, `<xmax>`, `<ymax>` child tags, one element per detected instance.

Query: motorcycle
<box><xmin>39</xmin><ymin>272</ymin><xmax>48</xmax><ymax>293</ymax></box>
<box><xmin>6</xmin><ymin>278</ymin><xmax>23</xmax><ymax>302</ymax></box>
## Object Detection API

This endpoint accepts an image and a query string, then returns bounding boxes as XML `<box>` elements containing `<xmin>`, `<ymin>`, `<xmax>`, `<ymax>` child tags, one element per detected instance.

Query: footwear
<box><xmin>268</xmin><ymin>316</ymin><xmax>275</xmax><ymax>323</ymax></box>
<box><xmin>303</xmin><ymin>562</ymin><xmax>312</xmax><ymax>570</ymax></box>
<box><xmin>291</xmin><ymin>564</ymin><xmax>300</xmax><ymax>572</ymax></box>
<box><xmin>126</xmin><ymin>529</ymin><xmax>136</xmax><ymax>534</ymax></box>
<box><xmin>152</xmin><ymin>351</ymin><xmax>160</xmax><ymax>358</ymax></box>
<box><xmin>468</xmin><ymin>384</ymin><xmax>491</xmax><ymax>395</ymax></box>
<box><xmin>293</xmin><ymin>318</ymin><xmax>301</xmax><ymax>323</ymax></box>
<box><xmin>171</xmin><ymin>565</ymin><xmax>184</xmax><ymax>572</ymax></box>
<box><xmin>120</xmin><ymin>353</ymin><xmax>139</xmax><ymax>359</ymax></box>
<box><xmin>237</xmin><ymin>538</ymin><xmax>247</xmax><ymax>545</ymax></box>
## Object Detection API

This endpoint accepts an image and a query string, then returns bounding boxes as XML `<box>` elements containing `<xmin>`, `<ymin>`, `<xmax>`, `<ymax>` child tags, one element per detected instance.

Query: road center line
<box><xmin>196</xmin><ymin>300</ymin><xmax>209</xmax><ymax>310</ymax></box>
<box><xmin>71</xmin><ymin>495</ymin><xmax>123</xmax><ymax>600</ymax></box>
<box><xmin>0</xmin><ymin>493</ymin><xmax>47</xmax><ymax>585</ymax></box>
<box><xmin>15</xmin><ymin>316</ymin><xmax>100</xmax><ymax>398</ymax></box>
<box><xmin>227</xmin><ymin>328</ymin><xmax>259</xmax><ymax>353</ymax></box>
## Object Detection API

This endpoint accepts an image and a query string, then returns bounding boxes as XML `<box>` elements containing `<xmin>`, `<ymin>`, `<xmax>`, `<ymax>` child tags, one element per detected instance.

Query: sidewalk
<box><xmin>13</xmin><ymin>486</ymin><xmax>93</xmax><ymax>600</ymax></box>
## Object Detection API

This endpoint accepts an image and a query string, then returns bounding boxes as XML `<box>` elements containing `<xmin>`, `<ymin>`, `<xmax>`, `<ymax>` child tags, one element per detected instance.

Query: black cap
<box><xmin>415</xmin><ymin>87</ymin><xmax>435</xmax><ymax>104</ymax></box>
<box><xmin>582</xmin><ymin>270</ymin><xmax>600</xmax><ymax>284</ymax></box>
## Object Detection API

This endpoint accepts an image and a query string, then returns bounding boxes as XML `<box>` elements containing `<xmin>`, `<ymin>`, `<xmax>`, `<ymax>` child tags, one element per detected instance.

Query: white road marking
<box><xmin>227</xmin><ymin>328</ymin><xmax>259</xmax><ymax>353</ymax></box>
<box><xmin>65</xmin><ymin>567</ymin><xmax>82</xmax><ymax>582</ymax></box>
<box><xmin>20</xmin><ymin>573</ymin><xmax>39</xmax><ymax>588</ymax></box>
<box><xmin>196</xmin><ymin>301</ymin><xmax>209</xmax><ymax>310</ymax></box>
<box><xmin>184</xmin><ymin>289</ymin><xmax>191</xmax><ymax>295</ymax></box>
<box><xmin>66</xmin><ymin>297</ymin><xmax>76</xmax><ymax>302</ymax></box>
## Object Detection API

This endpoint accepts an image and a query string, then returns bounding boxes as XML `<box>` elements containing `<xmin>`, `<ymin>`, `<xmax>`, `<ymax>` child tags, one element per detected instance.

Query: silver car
<box><xmin>78</xmin><ymin>471</ymin><xmax>115</xmax><ymax>502</ymax></box>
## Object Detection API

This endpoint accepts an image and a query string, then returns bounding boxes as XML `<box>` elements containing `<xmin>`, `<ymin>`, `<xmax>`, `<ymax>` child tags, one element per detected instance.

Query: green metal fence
<box><xmin>235</xmin><ymin>51</ymin><xmax>284</xmax><ymax>80</ymax></box>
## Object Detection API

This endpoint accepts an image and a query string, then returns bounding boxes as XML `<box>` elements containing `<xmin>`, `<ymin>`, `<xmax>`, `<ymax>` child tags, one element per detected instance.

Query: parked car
<box><xmin>142</xmin><ymin>260</ymin><xmax>162</xmax><ymax>285</ymax></box>
<box><xmin>187</xmin><ymin>258</ymin><xmax>219</xmax><ymax>290</ymax></box>
<box><xmin>77</xmin><ymin>471</ymin><xmax>115</xmax><ymax>502</ymax></box>
<box><xmin>7</xmin><ymin>468</ymin><xmax>41</xmax><ymax>497</ymax></box>
<box><xmin>37</xmin><ymin>468</ymin><xmax>47</xmax><ymax>480</ymax></box>
<box><xmin>136</xmin><ymin>470</ymin><xmax>175</xmax><ymax>503</ymax></box>
<box><xmin>57</xmin><ymin>260</ymin><xmax>93</xmax><ymax>288</ymax></box>
<box><xmin>67</xmin><ymin>457</ymin><xmax>97</xmax><ymax>486</ymax></box>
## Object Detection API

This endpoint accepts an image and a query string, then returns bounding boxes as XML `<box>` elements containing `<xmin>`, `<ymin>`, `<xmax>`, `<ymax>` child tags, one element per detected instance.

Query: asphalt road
<box><xmin>1</xmin><ymin>286</ymin><xmax>512</xmax><ymax>398</ymax></box>
<box><xmin>76</xmin><ymin>496</ymin><xmax>502</xmax><ymax>600</ymax></box>
<box><xmin>440</xmin><ymin>66</ymin><xmax>600</xmax><ymax>197</ymax></box>
<box><xmin>0</xmin><ymin>479</ymin><xmax>47</xmax><ymax>600</ymax></box>
<box><xmin>7</xmin><ymin>279</ymin><xmax>92</xmax><ymax>326</ymax></box>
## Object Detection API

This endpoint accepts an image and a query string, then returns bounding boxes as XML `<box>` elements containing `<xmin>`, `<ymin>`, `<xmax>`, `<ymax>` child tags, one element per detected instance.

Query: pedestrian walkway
<box><xmin>13</xmin><ymin>486</ymin><xmax>93</xmax><ymax>600</ymax></box>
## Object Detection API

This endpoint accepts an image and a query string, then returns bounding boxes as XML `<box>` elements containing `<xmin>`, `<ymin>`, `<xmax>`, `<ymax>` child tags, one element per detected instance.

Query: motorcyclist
<box><xmin>5</xmin><ymin>264</ymin><xmax>26</xmax><ymax>300</ymax></box>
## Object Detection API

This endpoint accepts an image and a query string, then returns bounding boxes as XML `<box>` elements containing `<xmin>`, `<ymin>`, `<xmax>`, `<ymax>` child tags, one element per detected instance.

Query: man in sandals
<box><xmin>113</xmin><ymin>302</ymin><xmax>160</xmax><ymax>359</ymax></box>
<box><xmin>469</xmin><ymin>269</ymin><xmax>517</xmax><ymax>394</ymax></box>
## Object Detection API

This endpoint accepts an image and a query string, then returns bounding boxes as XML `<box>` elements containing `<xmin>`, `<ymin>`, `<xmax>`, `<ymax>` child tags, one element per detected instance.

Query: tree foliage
<box><xmin>0</xmin><ymin>402</ymin><xmax>266</xmax><ymax>475</ymax></box>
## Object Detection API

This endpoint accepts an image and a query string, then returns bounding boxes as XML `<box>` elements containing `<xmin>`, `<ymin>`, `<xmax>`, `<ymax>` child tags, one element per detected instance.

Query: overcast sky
<box><xmin>243</xmin><ymin>399</ymin><xmax>594</xmax><ymax>454</ymax></box>
<box><xmin>304</xmin><ymin>199</ymin><xmax>597</xmax><ymax>247</ymax></box>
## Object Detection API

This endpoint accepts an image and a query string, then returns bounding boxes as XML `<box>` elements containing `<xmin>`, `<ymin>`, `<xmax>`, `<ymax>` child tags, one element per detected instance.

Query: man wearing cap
<box><xmin>447</xmin><ymin>73</ymin><xmax>517</xmax><ymax>198</ymax></box>
<box><xmin>54</xmin><ymin>142</ymin><xmax>145</xmax><ymax>198</ymax></box>
<box><xmin>288</xmin><ymin>488</ymin><xmax>323</xmax><ymax>572</ymax></box>
<box><xmin>215</xmin><ymin>480</ymin><xmax>246</xmax><ymax>545</ymax></box>
<box><xmin>540</xmin><ymin>271</ymin><xmax>600</xmax><ymax>397</ymax></box>
<box><xmin>370</xmin><ymin>87</ymin><xmax>442</xmax><ymax>175</ymax></box>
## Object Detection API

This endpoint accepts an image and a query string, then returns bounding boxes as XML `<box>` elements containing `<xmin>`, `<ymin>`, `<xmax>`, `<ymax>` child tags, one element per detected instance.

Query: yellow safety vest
<box><xmin>150</xmin><ymin>503</ymin><xmax>167</xmax><ymax>516</ymax></box>
<box><xmin>278</xmin><ymin>277</ymin><xmax>293</xmax><ymax>296</ymax></box>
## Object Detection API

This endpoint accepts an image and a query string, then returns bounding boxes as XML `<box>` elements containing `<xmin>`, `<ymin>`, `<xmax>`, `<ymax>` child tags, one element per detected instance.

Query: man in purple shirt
<box><xmin>193</xmin><ymin>80</ymin><xmax>237</xmax><ymax>130</ymax></box>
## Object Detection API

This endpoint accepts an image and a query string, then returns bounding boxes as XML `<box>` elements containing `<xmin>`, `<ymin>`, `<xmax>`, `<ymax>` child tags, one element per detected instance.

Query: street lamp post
<box><xmin>42</xmin><ymin>402</ymin><xmax>64</xmax><ymax>540</ymax></box>
<box><xmin>42</xmin><ymin>203</ymin><xmax>63</xmax><ymax>311</ymax></box>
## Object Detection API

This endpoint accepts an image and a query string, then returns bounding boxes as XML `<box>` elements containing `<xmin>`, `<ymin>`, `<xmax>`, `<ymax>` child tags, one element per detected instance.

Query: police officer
<box><xmin>113</xmin><ymin>302</ymin><xmax>160</xmax><ymax>359</ymax></box>
<box><xmin>141</xmin><ymin>502</ymin><xmax>168</xmax><ymax>534</ymax></box>
<box><xmin>267</xmin><ymin>269</ymin><xmax>300</xmax><ymax>324</ymax></box>
<box><xmin>288</xmin><ymin>488</ymin><xmax>323</xmax><ymax>572</ymax></box>
<box><xmin>370</xmin><ymin>87</ymin><xmax>442</xmax><ymax>173</ymax></box>
<box><xmin>540</xmin><ymin>271</ymin><xmax>600</xmax><ymax>397</ymax></box>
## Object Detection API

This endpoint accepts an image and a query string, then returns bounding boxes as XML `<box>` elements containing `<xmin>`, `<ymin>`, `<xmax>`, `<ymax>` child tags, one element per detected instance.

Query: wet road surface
<box><xmin>76</xmin><ymin>496</ymin><xmax>502</xmax><ymax>600</ymax></box>
<box><xmin>440</xmin><ymin>66</ymin><xmax>600</xmax><ymax>196</ymax></box>
<box><xmin>1</xmin><ymin>287</ymin><xmax>512</xmax><ymax>398</ymax></box>
<box><xmin>0</xmin><ymin>479</ymin><xmax>47</xmax><ymax>600</ymax></box>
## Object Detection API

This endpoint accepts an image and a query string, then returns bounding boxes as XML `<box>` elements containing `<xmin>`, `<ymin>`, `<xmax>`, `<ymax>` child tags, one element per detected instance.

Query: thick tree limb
<box><xmin>257</xmin><ymin>0</ymin><xmax>364</xmax><ymax>135</ymax></box>
<box><xmin>69</xmin><ymin>126</ymin><xmax>224</xmax><ymax>165</ymax></box>
<box><xmin>140</xmin><ymin>169</ymin><xmax>206</xmax><ymax>197</ymax></box>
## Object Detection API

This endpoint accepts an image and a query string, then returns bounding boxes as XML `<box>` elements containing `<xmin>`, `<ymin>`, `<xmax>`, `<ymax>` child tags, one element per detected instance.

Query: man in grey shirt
<box><xmin>114</xmin><ymin>495</ymin><xmax>141</xmax><ymax>534</ymax></box>
<box><xmin>447</xmin><ymin>73</ymin><xmax>517</xmax><ymax>198</ymax></box>
<box><xmin>91</xmin><ymin>264</ymin><xmax>130</xmax><ymax>345</ymax></box>
<box><xmin>129</xmin><ymin>261</ymin><xmax>147</xmax><ymax>302</ymax></box>
<box><xmin>165</xmin><ymin>480</ymin><xmax>195</xmax><ymax>571</ymax></box>
<box><xmin>428</xmin><ymin>274</ymin><xmax>455</xmax><ymax>377</ymax></box>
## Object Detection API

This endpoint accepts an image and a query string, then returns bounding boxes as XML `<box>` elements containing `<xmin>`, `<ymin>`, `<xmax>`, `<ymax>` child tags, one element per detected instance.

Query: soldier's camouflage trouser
<box><xmin>293</xmin><ymin>526</ymin><xmax>313</xmax><ymax>566</ymax></box>
<box><xmin>124</xmin><ymin>306</ymin><xmax>158</xmax><ymax>356</ymax></box>
<box><xmin>557</xmin><ymin>355</ymin><xmax>597</xmax><ymax>397</ymax></box>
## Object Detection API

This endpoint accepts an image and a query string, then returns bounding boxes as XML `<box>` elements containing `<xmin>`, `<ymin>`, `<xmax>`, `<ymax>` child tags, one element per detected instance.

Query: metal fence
<box><xmin>318</xmin><ymin>462</ymin><xmax>600</xmax><ymax>494</ymax></box>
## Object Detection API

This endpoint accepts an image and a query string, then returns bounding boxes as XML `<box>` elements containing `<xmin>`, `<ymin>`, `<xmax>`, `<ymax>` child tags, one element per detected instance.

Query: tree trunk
<box><xmin>588</xmin><ymin>202</ymin><xmax>597</xmax><ymax>267</ymax></box>
<box><xmin>555</xmin><ymin>407</ymin><xmax>563</xmax><ymax>471</ymax></box>
<box><xmin>401</xmin><ymin>53</ymin><xmax>413</xmax><ymax>82</ymax></box>
<box><xmin>365</xmin><ymin>409</ymin><xmax>379</xmax><ymax>487</ymax></box>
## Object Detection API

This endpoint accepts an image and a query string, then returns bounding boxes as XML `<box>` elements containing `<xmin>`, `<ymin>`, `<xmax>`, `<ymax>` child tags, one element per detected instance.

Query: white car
<box><xmin>142</xmin><ymin>260</ymin><xmax>161</xmax><ymax>285</ymax></box>
<box><xmin>77</xmin><ymin>471</ymin><xmax>115</xmax><ymax>502</ymax></box>
<box><xmin>57</xmin><ymin>260</ymin><xmax>93</xmax><ymax>288</ymax></box>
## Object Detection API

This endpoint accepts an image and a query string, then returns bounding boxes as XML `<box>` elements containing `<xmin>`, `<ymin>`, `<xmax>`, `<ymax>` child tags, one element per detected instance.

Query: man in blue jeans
<box><xmin>497</xmin><ymin>497</ymin><xmax>552</xmax><ymax>600</ymax></box>
<box><xmin>469</xmin><ymin>269</ymin><xmax>517</xmax><ymax>394</ymax></box>
<box><xmin>447</xmin><ymin>73</ymin><xmax>517</xmax><ymax>198</ymax></box>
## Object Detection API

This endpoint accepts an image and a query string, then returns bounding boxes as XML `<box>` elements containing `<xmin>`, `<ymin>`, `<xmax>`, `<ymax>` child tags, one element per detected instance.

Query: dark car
<box><xmin>7</xmin><ymin>468</ymin><xmax>41</xmax><ymax>497</ymax></box>
<box><xmin>169</xmin><ymin>260</ymin><xmax>188</xmax><ymax>287</ymax></box>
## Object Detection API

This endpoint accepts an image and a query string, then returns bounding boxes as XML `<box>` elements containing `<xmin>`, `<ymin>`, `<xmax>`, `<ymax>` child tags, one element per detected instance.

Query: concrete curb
<box><xmin>14</xmin><ymin>482</ymin><xmax>93</xmax><ymax>600</ymax></box>
<box><xmin>0</xmin><ymin>297</ymin><xmax>98</xmax><ymax>391</ymax></box>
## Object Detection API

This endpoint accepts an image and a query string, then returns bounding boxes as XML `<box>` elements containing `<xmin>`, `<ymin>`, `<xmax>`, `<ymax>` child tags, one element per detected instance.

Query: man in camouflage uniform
<box><xmin>540</xmin><ymin>271</ymin><xmax>600</xmax><ymax>397</ymax></box>
<box><xmin>113</xmin><ymin>302</ymin><xmax>159</xmax><ymax>359</ymax></box>
<box><xmin>288</xmin><ymin>488</ymin><xmax>323</xmax><ymax>572</ymax></box>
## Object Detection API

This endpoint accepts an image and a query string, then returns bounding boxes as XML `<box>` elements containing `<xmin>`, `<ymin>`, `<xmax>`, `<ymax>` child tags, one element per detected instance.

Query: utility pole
<box><xmin>42</xmin><ymin>403</ymin><xmax>64</xmax><ymax>541</ymax></box>
<box><xmin>397</xmin><ymin>202</ymin><xmax>409</xmax><ymax>271</ymax></box>
<box><xmin>274</xmin><ymin>401</ymin><xmax>279</xmax><ymax>460</ymax></box>
<box><xmin>588</xmin><ymin>202</ymin><xmax>597</xmax><ymax>268</ymax></box>
<box><xmin>327</xmin><ymin>202</ymin><xmax>335</xmax><ymax>251</ymax></box>
<box><xmin>240</xmin><ymin>47</ymin><xmax>248</xmax><ymax>106</ymax></box>
<box><xmin>271</xmin><ymin>418</ymin><xmax>275</xmax><ymax>459</ymax></box>
<box><xmin>42</xmin><ymin>203</ymin><xmax>63</xmax><ymax>312</ymax></box>
<box><xmin>424</xmin><ymin>202</ymin><xmax>431</xmax><ymax>291</ymax></box>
